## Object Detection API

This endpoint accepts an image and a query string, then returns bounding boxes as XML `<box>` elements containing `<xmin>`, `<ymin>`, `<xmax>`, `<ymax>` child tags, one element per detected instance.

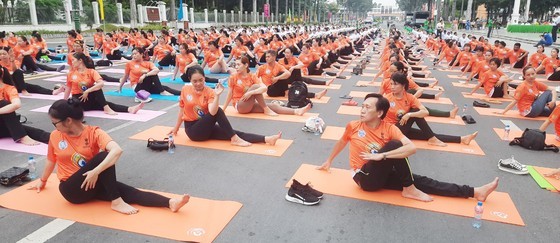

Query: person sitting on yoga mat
<box><xmin>65</xmin><ymin>53</ymin><xmax>144</xmax><ymax>115</ymax></box>
<box><xmin>461</xmin><ymin>47</ymin><xmax>486</xmax><ymax>79</ymax></box>
<box><xmin>13</xmin><ymin>36</ymin><xmax>64</xmax><ymax>74</ymax></box>
<box><xmin>151</xmin><ymin>35</ymin><xmax>176</xmax><ymax>67</ymax></box>
<box><xmin>256</xmin><ymin>50</ymin><xmax>292</xmax><ymax>97</ymax></box>
<box><xmin>118</xmin><ymin>47</ymin><xmax>181</xmax><ymax>100</ymax></box>
<box><xmin>435</xmin><ymin>40</ymin><xmax>460</xmax><ymax>66</ymax></box>
<box><xmin>536</xmin><ymin>48</ymin><xmax>560</xmax><ymax>81</ymax></box>
<box><xmin>278</xmin><ymin>47</ymin><xmax>330</xmax><ymax>97</ymax></box>
<box><xmin>0</xmin><ymin>47</ymin><xmax>66</xmax><ymax>96</ymax></box>
<box><xmin>316</xmin><ymin>93</ymin><xmax>499</xmax><ymax>202</ymax></box>
<box><xmin>29</xmin><ymin>98</ymin><xmax>190</xmax><ymax>215</ymax></box>
<box><xmin>505</xmin><ymin>43</ymin><xmax>529</xmax><ymax>69</ymax></box>
<box><xmin>169</xmin><ymin>65</ymin><xmax>281</xmax><ymax>147</ymax></box>
<box><xmin>386</xmin><ymin>73</ymin><xmax>478</xmax><ymax>147</ymax></box>
<box><xmin>102</xmin><ymin>33</ymin><xmax>127</xmax><ymax>61</ymax></box>
<box><xmin>540</xmin><ymin>105</ymin><xmax>560</xmax><ymax>142</ymax></box>
<box><xmin>496</xmin><ymin>67</ymin><xmax>557</xmax><ymax>117</ymax></box>
<box><xmin>222</xmin><ymin>56</ymin><xmax>312</xmax><ymax>116</ymax></box>
<box><xmin>449</xmin><ymin>44</ymin><xmax>473</xmax><ymax>71</ymax></box>
<box><xmin>0</xmin><ymin>66</ymin><xmax>50</xmax><ymax>145</ymax></box>
<box><xmin>465</xmin><ymin>49</ymin><xmax>493</xmax><ymax>82</ymax></box>
<box><xmin>526</xmin><ymin>44</ymin><xmax>547</xmax><ymax>74</ymax></box>
<box><xmin>379</xmin><ymin>61</ymin><xmax>442</xmax><ymax>100</ymax></box>
<box><xmin>68</xmin><ymin>40</ymin><xmax>120</xmax><ymax>83</ymax></box>
<box><xmin>226</xmin><ymin>37</ymin><xmax>257</xmax><ymax>67</ymax></box>
<box><xmin>298</xmin><ymin>44</ymin><xmax>336</xmax><ymax>77</ymax></box>
<box><xmin>201</xmin><ymin>40</ymin><xmax>229</xmax><ymax>74</ymax></box>
<box><xmin>172</xmin><ymin>43</ymin><xmax>222</xmax><ymax>84</ymax></box>
<box><xmin>253</xmin><ymin>38</ymin><xmax>270</xmax><ymax>64</ymax></box>
<box><xmin>469</xmin><ymin>58</ymin><xmax>513</xmax><ymax>98</ymax></box>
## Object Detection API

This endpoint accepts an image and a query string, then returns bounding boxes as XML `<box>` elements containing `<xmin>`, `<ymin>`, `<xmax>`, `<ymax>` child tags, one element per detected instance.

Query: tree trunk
<box><xmin>130</xmin><ymin>0</ymin><xmax>137</xmax><ymax>27</ymax></box>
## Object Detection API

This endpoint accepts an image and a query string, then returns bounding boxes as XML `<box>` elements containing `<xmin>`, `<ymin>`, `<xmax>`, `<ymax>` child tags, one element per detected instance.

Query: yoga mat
<box><xmin>99</xmin><ymin>68</ymin><xmax>174</xmax><ymax>77</ymax></box>
<box><xmin>19</xmin><ymin>93</ymin><xmax>64</xmax><ymax>101</ymax></box>
<box><xmin>263</xmin><ymin>93</ymin><xmax>330</xmax><ymax>104</ymax></box>
<box><xmin>0</xmin><ymin>138</ymin><xmax>47</xmax><ymax>156</ymax></box>
<box><xmin>0</xmin><ymin>175</ymin><xmax>242</xmax><ymax>242</ymax></box>
<box><xmin>336</xmin><ymin>106</ymin><xmax>465</xmax><ymax>125</ymax></box>
<box><xmin>42</xmin><ymin>75</ymin><xmax>121</xmax><ymax>86</ymax></box>
<box><xmin>475</xmin><ymin>108</ymin><xmax>547</xmax><ymax>121</ymax></box>
<box><xmin>448</xmin><ymin>74</ymin><xmax>468</xmax><ymax>80</ymax></box>
<box><xmin>462</xmin><ymin>92</ymin><xmax>513</xmax><ymax>102</ymax></box>
<box><xmin>355</xmin><ymin>81</ymin><xmax>444</xmax><ymax>91</ymax></box>
<box><xmin>305</xmin><ymin>75</ymin><xmax>349</xmax><ymax>80</ymax></box>
<box><xmin>287</xmin><ymin>164</ymin><xmax>523</xmax><ymax>226</ymax></box>
<box><xmin>492</xmin><ymin>128</ymin><xmax>560</xmax><ymax>146</ymax></box>
<box><xmin>308</xmin><ymin>84</ymin><xmax>341</xmax><ymax>90</ymax></box>
<box><xmin>321</xmin><ymin>126</ymin><xmax>484</xmax><ymax>155</ymax></box>
<box><xmin>224</xmin><ymin>107</ymin><xmax>319</xmax><ymax>123</ymax></box>
<box><xmin>341</xmin><ymin>72</ymin><xmax>375</xmax><ymax>77</ymax></box>
<box><xmin>452</xmin><ymin>82</ymin><xmax>477</xmax><ymax>88</ymax></box>
<box><xmin>527</xmin><ymin>166</ymin><xmax>557</xmax><ymax>191</ymax></box>
<box><xmin>532</xmin><ymin>166</ymin><xmax>560</xmax><ymax>191</ymax></box>
<box><xmin>158</xmin><ymin>76</ymin><xmax>227</xmax><ymax>88</ymax></box>
<box><xmin>105</xmin><ymin>89</ymin><xmax>179</xmax><ymax>101</ymax></box>
<box><xmin>439</xmin><ymin>69</ymin><xmax>462</xmax><ymax>73</ymax></box>
<box><xmin>130</xmin><ymin>126</ymin><xmax>292</xmax><ymax>157</ymax></box>
<box><xmin>31</xmin><ymin>105</ymin><xmax>166</xmax><ymax>122</ymax></box>
<box><xmin>412</xmin><ymin>77</ymin><xmax>438</xmax><ymax>82</ymax></box>
<box><xmin>348</xmin><ymin>91</ymin><xmax>453</xmax><ymax>105</ymax></box>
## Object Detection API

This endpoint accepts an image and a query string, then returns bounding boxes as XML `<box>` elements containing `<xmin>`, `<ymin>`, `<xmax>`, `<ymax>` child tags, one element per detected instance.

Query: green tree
<box><xmin>396</xmin><ymin>0</ymin><xmax>429</xmax><ymax>12</ymax></box>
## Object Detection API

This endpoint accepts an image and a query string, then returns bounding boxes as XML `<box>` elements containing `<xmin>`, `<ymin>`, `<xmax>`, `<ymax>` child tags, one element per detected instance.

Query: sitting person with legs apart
<box><xmin>536</xmin><ymin>48</ymin><xmax>560</xmax><ymax>81</ymax></box>
<box><xmin>470</xmin><ymin>58</ymin><xmax>513</xmax><ymax>98</ymax></box>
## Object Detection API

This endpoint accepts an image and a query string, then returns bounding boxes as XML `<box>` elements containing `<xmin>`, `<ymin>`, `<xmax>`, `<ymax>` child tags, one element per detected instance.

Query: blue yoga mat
<box><xmin>104</xmin><ymin>89</ymin><xmax>179</xmax><ymax>101</ymax></box>
<box><xmin>159</xmin><ymin>77</ymin><xmax>229</xmax><ymax>88</ymax></box>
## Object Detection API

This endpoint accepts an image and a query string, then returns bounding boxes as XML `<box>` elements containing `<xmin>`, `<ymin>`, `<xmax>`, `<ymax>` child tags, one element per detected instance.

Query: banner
<box><xmin>99</xmin><ymin>0</ymin><xmax>105</xmax><ymax>20</ymax></box>
<box><xmin>178</xmin><ymin>0</ymin><xmax>184</xmax><ymax>21</ymax></box>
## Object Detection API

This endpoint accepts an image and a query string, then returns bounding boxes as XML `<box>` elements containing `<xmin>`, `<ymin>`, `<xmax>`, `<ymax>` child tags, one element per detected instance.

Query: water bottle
<box><xmin>503</xmin><ymin>124</ymin><xmax>511</xmax><ymax>140</ymax></box>
<box><xmin>472</xmin><ymin>201</ymin><xmax>484</xmax><ymax>229</ymax></box>
<box><xmin>168</xmin><ymin>134</ymin><xmax>175</xmax><ymax>154</ymax></box>
<box><xmin>27</xmin><ymin>156</ymin><xmax>37</xmax><ymax>180</ymax></box>
<box><xmin>314</xmin><ymin>118</ymin><xmax>322</xmax><ymax>135</ymax></box>
<box><xmin>462</xmin><ymin>104</ymin><xmax>468</xmax><ymax>116</ymax></box>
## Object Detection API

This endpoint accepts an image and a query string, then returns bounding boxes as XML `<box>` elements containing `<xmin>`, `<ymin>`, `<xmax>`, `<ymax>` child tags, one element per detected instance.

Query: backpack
<box><xmin>286</xmin><ymin>81</ymin><xmax>312</xmax><ymax>108</ymax></box>
<box><xmin>509</xmin><ymin>128</ymin><xmax>559</xmax><ymax>152</ymax></box>
<box><xmin>96</xmin><ymin>60</ymin><xmax>113</xmax><ymax>66</ymax></box>
<box><xmin>352</xmin><ymin>66</ymin><xmax>363</xmax><ymax>75</ymax></box>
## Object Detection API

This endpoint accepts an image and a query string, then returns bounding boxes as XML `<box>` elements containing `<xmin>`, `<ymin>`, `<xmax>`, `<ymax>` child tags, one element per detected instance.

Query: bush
<box><xmin>507</xmin><ymin>25</ymin><xmax>554</xmax><ymax>33</ymax></box>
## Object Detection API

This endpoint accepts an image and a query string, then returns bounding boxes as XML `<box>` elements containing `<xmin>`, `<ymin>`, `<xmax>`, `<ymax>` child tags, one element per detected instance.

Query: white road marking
<box><xmin>500</xmin><ymin>119</ymin><xmax>521</xmax><ymax>131</ymax></box>
<box><xmin>17</xmin><ymin>218</ymin><xmax>74</xmax><ymax>243</ymax></box>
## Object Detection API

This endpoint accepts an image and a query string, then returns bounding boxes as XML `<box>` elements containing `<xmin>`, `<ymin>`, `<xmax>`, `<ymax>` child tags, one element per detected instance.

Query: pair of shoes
<box><xmin>342</xmin><ymin>99</ymin><xmax>358</xmax><ymax>106</ymax></box>
<box><xmin>340</xmin><ymin>94</ymin><xmax>353</xmax><ymax>99</ymax></box>
<box><xmin>473</xmin><ymin>100</ymin><xmax>490</xmax><ymax>108</ymax></box>
<box><xmin>285</xmin><ymin>179</ymin><xmax>323</xmax><ymax>205</ymax></box>
<box><xmin>134</xmin><ymin>97</ymin><xmax>153</xmax><ymax>103</ymax></box>
<box><xmin>498</xmin><ymin>156</ymin><xmax>528</xmax><ymax>175</ymax></box>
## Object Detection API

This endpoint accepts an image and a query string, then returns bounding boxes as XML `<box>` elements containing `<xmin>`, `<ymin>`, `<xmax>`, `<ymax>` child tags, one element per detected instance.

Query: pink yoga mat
<box><xmin>31</xmin><ymin>105</ymin><xmax>166</xmax><ymax>122</ymax></box>
<box><xmin>100</xmin><ymin>68</ymin><xmax>174</xmax><ymax>76</ymax></box>
<box><xmin>19</xmin><ymin>93</ymin><xmax>64</xmax><ymax>101</ymax></box>
<box><xmin>42</xmin><ymin>76</ymin><xmax>121</xmax><ymax>86</ymax></box>
<box><xmin>0</xmin><ymin>138</ymin><xmax>47</xmax><ymax>156</ymax></box>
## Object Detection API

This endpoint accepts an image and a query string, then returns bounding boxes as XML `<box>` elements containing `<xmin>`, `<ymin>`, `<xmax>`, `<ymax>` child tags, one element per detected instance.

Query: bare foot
<box><xmin>315</xmin><ymin>89</ymin><xmax>328</xmax><ymax>99</ymax></box>
<box><xmin>231</xmin><ymin>135</ymin><xmax>252</xmax><ymax>147</ymax></box>
<box><xmin>128</xmin><ymin>102</ymin><xmax>145</xmax><ymax>114</ymax></box>
<box><xmin>169</xmin><ymin>194</ymin><xmax>190</xmax><ymax>212</ymax></box>
<box><xmin>449</xmin><ymin>105</ymin><xmax>459</xmax><ymax>119</ymax></box>
<box><xmin>21</xmin><ymin>90</ymin><xmax>31</xmax><ymax>96</ymax></box>
<box><xmin>264</xmin><ymin>107</ymin><xmax>278</xmax><ymax>116</ymax></box>
<box><xmin>326</xmin><ymin>79</ymin><xmax>334</xmax><ymax>86</ymax></box>
<box><xmin>18</xmin><ymin>136</ymin><xmax>40</xmax><ymax>146</ymax></box>
<box><xmin>111</xmin><ymin>198</ymin><xmax>139</xmax><ymax>215</ymax></box>
<box><xmin>427</xmin><ymin>137</ymin><xmax>447</xmax><ymax>147</ymax></box>
<box><xmin>294</xmin><ymin>103</ymin><xmax>312</xmax><ymax>116</ymax></box>
<box><xmin>402</xmin><ymin>185</ymin><xmax>434</xmax><ymax>202</ymax></box>
<box><xmin>160</xmin><ymin>91</ymin><xmax>174</xmax><ymax>96</ymax></box>
<box><xmin>429</xmin><ymin>80</ymin><xmax>439</xmax><ymax>88</ymax></box>
<box><xmin>474</xmin><ymin>177</ymin><xmax>499</xmax><ymax>202</ymax></box>
<box><xmin>434</xmin><ymin>91</ymin><xmax>443</xmax><ymax>100</ymax></box>
<box><xmin>461</xmin><ymin>131</ymin><xmax>478</xmax><ymax>145</ymax></box>
<box><xmin>52</xmin><ymin>85</ymin><xmax>66</xmax><ymax>95</ymax></box>
<box><xmin>103</xmin><ymin>106</ymin><xmax>118</xmax><ymax>115</ymax></box>
<box><xmin>265</xmin><ymin>131</ymin><xmax>282</xmax><ymax>145</ymax></box>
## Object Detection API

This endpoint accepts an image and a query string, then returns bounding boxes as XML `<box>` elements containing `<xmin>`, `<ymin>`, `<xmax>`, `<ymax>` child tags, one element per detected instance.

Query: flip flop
<box><xmin>342</xmin><ymin>99</ymin><xmax>358</xmax><ymax>106</ymax></box>
<box><xmin>340</xmin><ymin>95</ymin><xmax>353</xmax><ymax>99</ymax></box>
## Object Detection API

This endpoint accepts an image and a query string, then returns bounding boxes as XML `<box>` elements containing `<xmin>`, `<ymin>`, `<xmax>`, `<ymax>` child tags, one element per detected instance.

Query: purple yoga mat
<box><xmin>100</xmin><ymin>68</ymin><xmax>174</xmax><ymax>76</ymax></box>
<box><xmin>42</xmin><ymin>76</ymin><xmax>121</xmax><ymax>86</ymax></box>
<box><xmin>31</xmin><ymin>105</ymin><xmax>166</xmax><ymax>122</ymax></box>
<box><xmin>0</xmin><ymin>138</ymin><xmax>48</xmax><ymax>156</ymax></box>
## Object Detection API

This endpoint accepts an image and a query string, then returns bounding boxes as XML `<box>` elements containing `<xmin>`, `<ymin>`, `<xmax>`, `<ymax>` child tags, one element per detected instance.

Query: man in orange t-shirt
<box><xmin>256</xmin><ymin>50</ymin><xmax>290</xmax><ymax>97</ymax></box>
<box><xmin>317</xmin><ymin>93</ymin><xmax>498</xmax><ymax>202</ymax></box>
<box><xmin>506</xmin><ymin>43</ymin><xmax>528</xmax><ymax>69</ymax></box>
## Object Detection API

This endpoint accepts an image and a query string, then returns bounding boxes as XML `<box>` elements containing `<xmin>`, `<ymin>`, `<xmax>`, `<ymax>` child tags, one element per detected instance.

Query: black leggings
<box><xmin>20</xmin><ymin>55</ymin><xmax>58</xmax><ymax>72</ymax></box>
<box><xmin>100</xmin><ymin>74</ymin><xmax>120</xmax><ymax>83</ymax></box>
<box><xmin>0</xmin><ymin>100</ymin><xmax>50</xmax><ymax>143</ymax></box>
<box><xmin>513</xmin><ymin>56</ymin><xmax>527</xmax><ymax>68</ymax></box>
<box><xmin>134</xmin><ymin>75</ymin><xmax>181</xmax><ymax>95</ymax></box>
<box><xmin>184</xmin><ymin>107</ymin><xmax>265</xmax><ymax>143</ymax></box>
<box><xmin>307</xmin><ymin>60</ymin><xmax>324</xmax><ymax>76</ymax></box>
<box><xmin>157</xmin><ymin>53</ymin><xmax>175</xmax><ymax>67</ymax></box>
<box><xmin>408</xmin><ymin>89</ymin><xmax>435</xmax><ymax>100</ymax></box>
<box><xmin>396</xmin><ymin>109</ymin><xmax>461</xmax><ymax>143</ymax></box>
<box><xmin>11</xmin><ymin>69</ymin><xmax>53</xmax><ymax>94</ymax></box>
<box><xmin>72</xmin><ymin>90</ymin><xmax>128</xmax><ymax>113</ymax></box>
<box><xmin>548</xmin><ymin>70</ymin><xmax>560</xmax><ymax>81</ymax></box>
<box><xmin>59</xmin><ymin>152</ymin><xmax>170</xmax><ymax>207</ymax></box>
<box><xmin>180</xmin><ymin>67</ymin><xmax>219</xmax><ymax>83</ymax></box>
<box><xmin>353</xmin><ymin>140</ymin><xmax>474</xmax><ymax>197</ymax></box>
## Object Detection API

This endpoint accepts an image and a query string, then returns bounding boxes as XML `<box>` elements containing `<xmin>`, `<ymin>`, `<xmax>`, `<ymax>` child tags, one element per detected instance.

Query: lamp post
<box><xmin>72</xmin><ymin>0</ymin><xmax>80</xmax><ymax>31</ymax></box>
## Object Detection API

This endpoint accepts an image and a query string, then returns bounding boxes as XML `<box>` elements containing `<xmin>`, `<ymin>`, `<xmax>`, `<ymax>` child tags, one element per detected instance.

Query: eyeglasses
<box><xmin>52</xmin><ymin>120</ymin><xmax>64</xmax><ymax>127</ymax></box>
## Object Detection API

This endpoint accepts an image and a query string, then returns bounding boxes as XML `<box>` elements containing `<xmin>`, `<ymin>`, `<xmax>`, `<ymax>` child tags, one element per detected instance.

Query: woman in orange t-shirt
<box><xmin>0</xmin><ymin>66</ymin><xmax>50</xmax><ymax>145</ymax></box>
<box><xmin>279</xmin><ymin>47</ymin><xmax>331</xmax><ymax>97</ymax></box>
<box><xmin>173</xmin><ymin>43</ymin><xmax>221</xmax><ymax>84</ymax></box>
<box><xmin>119</xmin><ymin>48</ymin><xmax>181</xmax><ymax>97</ymax></box>
<box><xmin>527</xmin><ymin>44</ymin><xmax>547</xmax><ymax>74</ymax></box>
<box><xmin>102</xmin><ymin>33</ymin><xmax>125</xmax><ymax>60</ymax></box>
<box><xmin>299</xmin><ymin>44</ymin><xmax>326</xmax><ymax>76</ymax></box>
<box><xmin>201</xmin><ymin>41</ymin><xmax>229</xmax><ymax>74</ymax></box>
<box><xmin>169</xmin><ymin>65</ymin><xmax>280</xmax><ymax>147</ymax></box>
<box><xmin>30</xmin><ymin>99</ymin><xmax>190</xmax><ymax>215</ymax></box>
<box><xmin>536</xmin><ymin>48</ymin><xmax>560</xmax><ymax>81</ymax></box>
<box><xmin>226</xmin><ymin>37</ymin><xmax>256</xmax><ymax>67</ymax></box>
<box><xmin>497</xmin><ymin>67</ymin><xmax>557</xmax><ymax>117</ymax></box>
<box><xmin>65</xmin><ymin>53</ymin><xmax>143</xmax><ymax>115</ymax></box>
<box><xmin>253</xmin><ymin>38</ymin><xmax>269</xmax><ymax>63</ymax></box>
<box><xmin>93</xmin><ymin>29</ymin><xmax>104</xmax><ymax>50</ymax></box>
<box><xmin>449</xmin><ymin>44</ymin><xmax>473</xmax><ymax>70</ymax></box>
<box><xmin>151</xmin><ymin>35</ymin><xmax>176</xmax><ymax>67</ymax></box>
<box><xmin>14</xmin><ymin>36</ymin><xmax>63</xmax><ymax>73</ymax></box>
<box><xmin>470</xmin><ymin>58</ymin><xmax>512</xmax><ymax>98</ymax></box>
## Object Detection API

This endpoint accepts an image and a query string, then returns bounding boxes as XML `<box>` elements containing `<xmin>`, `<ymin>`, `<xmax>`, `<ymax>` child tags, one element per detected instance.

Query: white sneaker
<box><xmin>498</xmin><ymin>156</ymin><xmax>528</xmax><ymax>175</ymax></box>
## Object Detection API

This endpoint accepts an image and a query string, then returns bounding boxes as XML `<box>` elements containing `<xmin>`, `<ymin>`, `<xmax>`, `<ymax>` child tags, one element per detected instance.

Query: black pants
<box><xmin>396</xmin><ymin>109</ymin><xmax>461</xmax><ymax>143</ymax></box>
<box><xmin>221</xmin><ymin>46</ymin><xmax>232</xmax><ymax>54</ymax></box>
<box><xmin>552</xmin><ymin>25</ymin><xmax>558</xmax><ymax>43</ymax></box>
<box><xmin>134</xmin><ymin>75</ymin><xmax>180</xmax><ymax>95</ymax></box>
<box><xmin>100</xmin><ymin>74</ymin><xmax>120</xmax><ymax>83</ymax></box>
<box><xmin>490</xmin><ymin>83</ymin><xmax>506</xmax><ymax>98</ymax></box>
<box><xmin>487</xmin><ymin>26</ymin><xmax>493</xmax><ymax>38</ymax></box>
<box><xmin>59</xmin><ymin>152</ymin><xmax>170</xmax><ymax>207</ymax></box>
<box><xmin>72</xmin><ymin>90</ymin><xmax>128</xmax><ymax>113</ymax></box>
<box><xmin>180</xmin><ymin>67</ymin><xmax>219</xmax><ymax>83</ymax></box>
<box><xmin>184</xmin><ymin>108</ymin><xmax>264</xmax><ymax>143</ymax></box>
<box><xmin>157</xmin><ymin>53</ymin><xmax>175</xmax><ymax>67</ymax></box>
<box><xmin>11</xmin><ymin>69</ymin><xmax>52</xmax><ymax>94</ymax></box>
<box><xmin>106</xmin><ymin>51</ymin><xmax>122</xmax><ymax>60</ymax></box>
<box><xmin>548</xmin><ymin>70</ymin><xmax>560</xmax><ymax>81</ymax></box>
<box><xmin>408</xmin><ymin>89</ymin><xmax>434</xmax><ymax>99</ymax></box>
<box><xmin>20</xmin><ymin>55</ymin><xmax>58</xmax><ymax>72</ymax></box>
<box><xmin>412</xmin><ymin>73</ymin><xmax>427</xmax><ymax>78</ymax></box>
<box><xmin>353</xmin><ymin>140</ymin><xmax>474</xmax><ymax>197</ymax></box>
<box><xmin>307</xmin><ymin>60</ymin><xmax>324</xmax><ymax>76</ymax></box>
<box><xmin>0</xmin><ymin>100</ymin><xmax>50</xmax><ymax>143</ymax></box>
<box><xmin>513</xmin><ymin>55</ymin><xmax>527</xmax><ymax>68</ymax></box>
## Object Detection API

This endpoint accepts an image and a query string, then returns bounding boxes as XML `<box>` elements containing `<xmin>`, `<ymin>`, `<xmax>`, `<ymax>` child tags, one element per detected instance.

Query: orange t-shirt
<box><xmin>480</xmin><ymin>70</ymin><xmax>505</xmax><ymax>95</ymax></box>
<box><xmin>253</xmin><ymin>44</ymin><xmax>269</xmax><ymax>59</ymax></box>
<box><xmin>507</xmin><ymin>49</ymin><xmax>526</xmax><ymax>64</ymax></box>
<box><xmin>153</xmin><ymin>44</ymin><xmax>174</xmax><ymax>62</ymax></box>
<box><xmin>66</xmin><ymin>37</ymin><xmax>75</xmax><ymax>52</ymax></box>
<box><xmin>443</xmin><ymin>46</ymin><xmax>460</xmax><ymax>63</ymax></box>
<box><xmin>541</xmin><ymin>57</ymin><xmax>560</xmax><ymax>76</ymax></box>
<box><xmin>47</xmin><ymin>126</ymin><xmax>112</xmax><ymax>181</ymax></box>
<box><xmin>228</xmin><ymin>72</ymin><xmax>261</xmax><ymax>104</ymax></box>
<box><xmin>256</xmin><ymin>62</ymin><xmax>287</xmax><ymax>86</ymax></box>
<box><xmin>203</xmin><ymin>49</ymin><xmax>223</xmax><ymax>67</ymax></box>
<box><xmin>298</xmin><ymin>52</ymin><xmax>320</xmax><ymax>75</ymax></box>
<box><xmin>175</xmin><ymin>53</ymin><xmax>197</xmax><ymax>73</ymax></box>
<box><xmin>514</xmin><ymin>81</ymin><xmax>548</xmax><ymax>115</ymax></box>
<box><xmin>125</xmin><ymin>61</ymin><xmax>156</xmax><ymax>86</ymax></box>
<box><xmin>179</xmin><ymin>85</ymin><xmax>215</xmax><ymax>122</ymax></box>
<box><xmin>548</xmin><ymin>106</ymin><xmax>560</xmax><ymax>137</ymax></box>
<box><xmin>0</xmin><ymin>59</ymin><xmax>16</xmax><ymax>73</ymax></box>
<box><xmin>0</xmin><ymin>84</ymin><xmax>19</xmax><ymax>102</ymax></box>
<box><xmin>279</xmin><ymin>57</ymin><xmax>299</xmax><ymax>70</ymax></box>
<box><xmin>383</xmin><ymin>92</ymin><xmax>422</xmax><ymax>125</ymax></box>
<box><xmin>474</xmin><ymin>60</ymin><xmax>490</xmax><ymax>76</ymax></box>
<box><xmin>102</xmin><ymin>41</ymin><xmax>118</xmax><ymax>55</ymax></box>
<box><xmin>456</xmin><ymin>51</ymin><xmax>473</xmax><ymax>66</ymax></box>
<box><xmin>342</xmin><ymin>120</ymin><xmax>405</xmax><ymax>170</ymax></box>
<box><xmin>12</xmin><ymin>44</ymin><xmax>34</xmax><ymax>60</ymax></box>
<box><xmin>269</xmin><ymin>40</ymin><xmax>284</xmax><ymax>51</ymax></box>
<box><xmin>230</xmin><ymin>45</ymin><xmax>250</xmax><ymax>59</ymax></box>
<box><xmin>529</xmin><ymin>52</ymin><xmax>547</xmax><ymax>68</ymax></box>
<box><xmin>94</xmin><ymin>34</ymin><xmax>104</xmax><ymax>47</ymax></box>
<box><xmin>66</xmin><ymin>69</ymin><xmax>102</xmax><ymax>95</ymax></box>
<box><xmin>7</xmin><ymin>36</ymin><xmax>17</xmax><ymax>48</ymax></box>
<box><xmin>379</xmin><ymin>77</ymin><xmax>420</xmax><ymax>95</ymax></box>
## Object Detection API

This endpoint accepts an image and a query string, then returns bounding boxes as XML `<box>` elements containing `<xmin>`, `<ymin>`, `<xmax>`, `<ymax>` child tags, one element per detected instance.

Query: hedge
<box><xmin>507</xmin><ymin>25</ymin><xmax>557</xmax><ymax>33</ymax></box>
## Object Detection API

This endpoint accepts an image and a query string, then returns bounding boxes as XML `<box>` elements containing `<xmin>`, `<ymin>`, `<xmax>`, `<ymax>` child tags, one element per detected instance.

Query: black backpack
<box><xmin>96</xmin><ymin>60</ymin><xmax>113</xmax><ymax>66</ymax></box>
<box><xmin>286</xmin><ymin>81</ymin><xmax>312</xmax><ymax>108</ymax></box>
<box><xmin>509</xmin><ymin>128</ymin><xmax>559</xmax><ymax>152</ymax></box>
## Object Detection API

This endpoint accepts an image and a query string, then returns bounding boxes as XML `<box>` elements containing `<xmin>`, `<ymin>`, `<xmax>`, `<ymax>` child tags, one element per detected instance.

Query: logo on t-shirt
<box><xmin>71</xmin><ymin>153</ymin><xmax>87</xmax><ymax>167</ymax></box>
<box><xmin>390</xmin><ymin>102</ymin><xmax>396</xmax><ymax>107</ymax></box>
<box><xmin>58</xmin><ymin>140</ymin><xmax>68</xmax><ymax>150</ymax></box>
<box><xmin>194</xmin><ymin>106</ymin><xmax>205</xmax><ymax>118</ymax></box>
<box><xmin>187</xmin><ymin>94</ymin><xmax>193</xmax><ymax>102</ymax></box>
<box><xmin>358</xmin><ymin>129</ymin><xmax>366</xmax><ymax>137</ymax></box>
<box><xmin>366</xmin><ymin>142</ymin><xmax>381</xmax><ymax>154</ymax></box>
<box><xmin>237</xmin><ymin>79</ymin><xmax>242</xmax><ymax>85</ymax></box>
<box><xmin>266</xmin><ymin>69</ymin><xmax>271</xmax><ymax>74</ymax></box>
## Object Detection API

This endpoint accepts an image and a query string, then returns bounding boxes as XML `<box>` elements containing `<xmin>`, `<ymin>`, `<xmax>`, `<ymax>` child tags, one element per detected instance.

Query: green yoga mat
<box><xmin>527</xmin><ymin>166</ymin><xmax>556</xmax><ymax>191</ymax></box>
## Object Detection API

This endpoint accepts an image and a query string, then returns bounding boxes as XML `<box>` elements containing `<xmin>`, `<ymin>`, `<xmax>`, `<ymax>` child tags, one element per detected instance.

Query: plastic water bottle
<box><xmin>168</xmin><ymin>134</ymin><xmax>175</xmax><ymax>154</ymax></box>
<box><xmin>27</xmin><ymin>156</ymin><xmax>37</xmax><ymax>180</ymax></box>
<box><xmin>472</xmin><ymin>201</ymin><xmax>484</xmax><ymax>229</ymax></box>
<box><xmin>314</xmin><ymin>118</ymin><xmax>322</xmax><ymax>135</ymax></box>
<box><xmin>503</xmin><ymin>124</ymin><xmax>511</xmax><ymax>140</ymax></box>
<box><xmin>462</xmin><ymin>104</ymin><xmax>468</xmax><ymax>116</ymax></box>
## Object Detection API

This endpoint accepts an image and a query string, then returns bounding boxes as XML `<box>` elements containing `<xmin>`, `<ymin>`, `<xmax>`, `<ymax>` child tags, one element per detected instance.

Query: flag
<box><xmin>99</xmin><ymin>0</ymin><xmax>105</xmax><ymax>20</ymax></box>
<box><xmin>178</xmin><ymin>0</ymin><xmax>184</xmax><ymax>21</ymax></box>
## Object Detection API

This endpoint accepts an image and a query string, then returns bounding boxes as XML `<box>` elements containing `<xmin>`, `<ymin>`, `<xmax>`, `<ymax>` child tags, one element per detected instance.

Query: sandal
<box><xmin>342</xmin><ymin>99</ymin><xmax>358</xmax><ymax>106</ymax></box>
<box><xmin>340</xmin><ymin>95</ymin><xmax>353</xmax><ymax>99</ymax></box>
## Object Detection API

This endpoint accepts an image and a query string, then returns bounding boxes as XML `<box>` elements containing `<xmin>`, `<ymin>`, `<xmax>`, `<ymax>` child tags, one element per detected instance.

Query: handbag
<box><xmin>0</xmin><ymin>167</ymin><xmax>29</xmax><ymax>186</ymax></box>
<box><xmin>147</xmin><ymin>138</ymin><xmax>169</xmax><ymax>151</ymax></box>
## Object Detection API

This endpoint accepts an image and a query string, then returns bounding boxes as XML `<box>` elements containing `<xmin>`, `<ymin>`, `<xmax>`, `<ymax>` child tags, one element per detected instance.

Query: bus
<box><xmin>412</xmin><ymin>11</ymin><xmax>430</xmax><ymax>27</ymax></box>
<box><xmin>405</xmin><ymin>12</ymin><xmax>414</xmax><ymax>26</ymax></box>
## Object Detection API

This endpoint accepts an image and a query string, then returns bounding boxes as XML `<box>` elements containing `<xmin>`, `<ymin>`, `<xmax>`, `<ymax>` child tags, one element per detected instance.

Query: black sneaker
<box><xmin>498</xmin><ymin>156</ymin><xmax>528</xmax><ymax>175</ymax></box>
<box><xmin>285</xmin><ymin>185</ymin><xmax>320</xmax><ymax>206</ymax></box>
<box><xmin>291</xmin><ymin>179</ymin><xmax>323</xmax><ymax>199</ymax></box>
